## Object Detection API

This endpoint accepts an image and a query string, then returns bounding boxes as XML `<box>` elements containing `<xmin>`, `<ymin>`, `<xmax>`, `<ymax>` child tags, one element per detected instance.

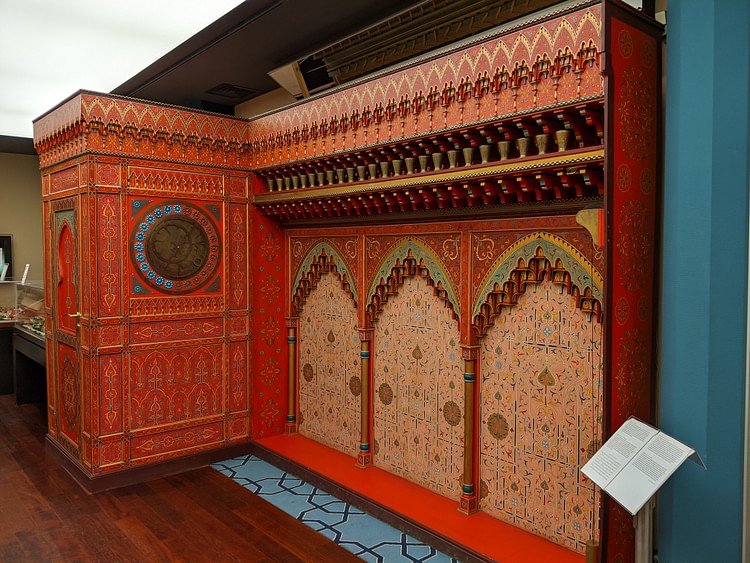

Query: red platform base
<box><xmin>255</xmin><ymin>433</ymin><xmax>584</xmax><ymax>563</ymax></box>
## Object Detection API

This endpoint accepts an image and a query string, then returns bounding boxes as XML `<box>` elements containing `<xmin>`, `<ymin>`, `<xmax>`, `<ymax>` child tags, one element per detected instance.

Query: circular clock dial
<box><xmin>146</xmin><ymin>215</ymin><xmax>208</xmax><ymax>280</ymax></box>
<box><xmin>132</xmin><ymin>202</ymin><xmax>221</xmax><ymax>295</ymax></box>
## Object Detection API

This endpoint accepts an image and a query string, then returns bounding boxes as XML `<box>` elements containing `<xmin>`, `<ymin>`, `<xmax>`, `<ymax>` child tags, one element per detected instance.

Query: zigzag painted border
<box><xmin>247</xmin><ymin>3</ymin><xmax>602</xmax><ymax>165</ymax></box>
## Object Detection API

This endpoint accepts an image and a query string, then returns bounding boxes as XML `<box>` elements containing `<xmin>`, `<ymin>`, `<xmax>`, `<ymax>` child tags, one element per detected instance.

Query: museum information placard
<box><xmin>581</xmin><ymin>417</ymin><xmax>702</xmax><ymax>515</ymax></box>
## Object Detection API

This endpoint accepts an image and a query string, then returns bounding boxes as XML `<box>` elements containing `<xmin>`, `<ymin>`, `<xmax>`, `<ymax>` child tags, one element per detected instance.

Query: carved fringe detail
<box><xmin>366</xmin><ymin>249</ymin><xmax>457</xmax><ymax>325</ymax></box>
<box><xmin>292</xmin><ymin>249</ymin><xmax>356</xmax><ymax>315</ymax></box>
<box><xmin>473</xmin><ymin>246</ymin><xmax>601</xmax><ymax>338</ymax></box>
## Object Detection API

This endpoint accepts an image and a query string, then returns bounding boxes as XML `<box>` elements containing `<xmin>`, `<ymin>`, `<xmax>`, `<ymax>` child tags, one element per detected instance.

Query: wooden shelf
<box><xmin>255</xmin><ymin>147</ymin><xmax>603</xmax><ymax>220</ymax></box>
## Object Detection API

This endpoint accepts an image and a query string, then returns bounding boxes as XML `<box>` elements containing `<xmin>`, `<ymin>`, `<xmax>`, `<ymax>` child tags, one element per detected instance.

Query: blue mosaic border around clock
<box><xmin>133</xmin><ymin>202</ymin><xmax>184</xmax><ymax>291</ymax></box>
<box><xmin>129</xmin><ymin>198</ymin><xmax>222</xmax><ymax>295</ymax></box>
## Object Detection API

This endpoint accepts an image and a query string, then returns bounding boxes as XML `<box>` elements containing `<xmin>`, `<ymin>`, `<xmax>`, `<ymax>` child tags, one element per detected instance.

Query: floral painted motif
<box><xmin>373</xmin><ymin>275</ymin><xmax>463</xmax><ymax>500</ymax></box>
<box><xmin>259</xmin><ymin>315</ymin><xmax>281</xmax><ymax>346</ymax></box>
<box><xmin>129</xmin><ymin>344</ymin><xmax>223</xmax><ymax>430</ymax></box>
<box><xmin>617</xmin><ymin>200</ymin><xmax>650</xmax><ymax>291</ymax></box>
<box><xmin>618</xmin><ymin>67</ymin><xmax>654</xmax><ymax>161</ymax></box>
<box><xmin>260</xmin><ymin>231</ymin><xmax>281</xmax><ymax>262</ymax></box>
<box><xmin>298</xmin><ymin>273</ymin><xmax>360</xmax><ymax>456</ymax></box>
<box><xmin>479</xmin><ymin>279</ymin><xmax>603</xmax><ymax>553</ymax></box>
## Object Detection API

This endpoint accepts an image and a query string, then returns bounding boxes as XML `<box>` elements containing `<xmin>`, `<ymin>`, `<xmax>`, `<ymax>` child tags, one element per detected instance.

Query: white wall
<box><xmin>0</xmin><ymin>152</ymin><xmax>43</xmax><ymax>283</ymax></box>
<box><xmin>235</xmin><ymin>87</ymin><xmax>297</xmax><ymax>120</ymax></box>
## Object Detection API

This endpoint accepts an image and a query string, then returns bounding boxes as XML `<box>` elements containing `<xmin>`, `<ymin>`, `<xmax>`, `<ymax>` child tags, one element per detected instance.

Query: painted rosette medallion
<box><xmin>131</xmin><ymin>201</ymin><xmax>221</xmax><ymax>294</ymax></box>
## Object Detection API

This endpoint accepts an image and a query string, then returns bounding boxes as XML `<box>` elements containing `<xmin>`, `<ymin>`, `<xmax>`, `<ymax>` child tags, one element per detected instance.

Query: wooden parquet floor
<box><xmin>0</xmin><ymin>394</ymin><xmax>359</xmax><ymax>562</ymax></box>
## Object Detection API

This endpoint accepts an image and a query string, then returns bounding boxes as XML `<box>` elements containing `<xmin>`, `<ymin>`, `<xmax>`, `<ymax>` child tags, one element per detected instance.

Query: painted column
<box><xmin>357</xmin><ymin>328</ymin><xmax>373</xmax><ymax>467</ymax></box>
<box><xmin>459</xmin><ymin>344</ymin><xmax>479</xmax><ymax>514</ymax></box>
<box><xmin>285</xmin><ymin>317</ymin><xmax>298</xmax><ymax>434</ymax></box>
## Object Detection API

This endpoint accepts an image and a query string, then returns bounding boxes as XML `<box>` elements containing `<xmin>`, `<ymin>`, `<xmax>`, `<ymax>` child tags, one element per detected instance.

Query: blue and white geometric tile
<box><xmin>212</xmin><ymin>455</ymin><xmax>460</xmax><ymax>563</ymax></box>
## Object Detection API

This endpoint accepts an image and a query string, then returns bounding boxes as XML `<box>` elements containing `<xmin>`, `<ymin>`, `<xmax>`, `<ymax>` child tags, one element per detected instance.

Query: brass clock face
<box><xmin>146</xmin><ymin>215</ymin><xmax>208</xmax><ymax>280</ymax></box>
<box><xmin>132</xmin><ymin>201</ymin><xmax>221</xmax><ymax>295</ymax></box>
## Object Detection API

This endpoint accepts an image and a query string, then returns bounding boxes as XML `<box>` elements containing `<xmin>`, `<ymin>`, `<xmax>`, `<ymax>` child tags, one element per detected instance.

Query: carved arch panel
<box><xmin>54</xmin><ymin>208</ymin><xmax>81</xmax><ymax>451</ymax></box>
<box><xmin>367</xmin><ymin>238</ymin><xmax>459</xmax><ymax>326</ymax></box>
<box><xmin>372</xmin><ymin>271</ymin><xmax>463</xmax><ymax>500</ymax></box>
<box><xmin>292</xmin><ymin>242</ymin><xmax>357</xmax><ymax>315</ymax></box>
<box><xmin>297</xmin><ymin>271</ymin><xmax>360</xmax><ymax>456</ymax></box>
<box><xmin>473</xmin><ymin>233</ymin><xmax>602</xmax><ymax>338</ymax></box>
<box><xmin>477</xmin><ymin>248</ymin><xmax>603</xmax><ymax>553</ymax></box>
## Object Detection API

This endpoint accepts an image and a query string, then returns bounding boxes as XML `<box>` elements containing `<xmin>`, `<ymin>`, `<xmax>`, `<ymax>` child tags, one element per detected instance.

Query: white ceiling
<box><xmin>0</xmin><ymin>0</ymin><xmax>244</xmax><ymax>139</ymax></box>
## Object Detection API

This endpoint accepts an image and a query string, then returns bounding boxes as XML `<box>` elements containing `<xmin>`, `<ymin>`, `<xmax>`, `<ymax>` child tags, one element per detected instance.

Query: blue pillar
<box><xmin>659</xmin><ymin>1</ymin><xmax>749</xmax><ymax>561</ymax></box>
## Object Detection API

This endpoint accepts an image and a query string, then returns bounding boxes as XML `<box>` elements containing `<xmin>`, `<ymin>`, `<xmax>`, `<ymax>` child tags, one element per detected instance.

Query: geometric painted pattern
<box><xmin>478</xmin><ymin>279</ymin><xmax>603</xmax><ymax>553</ymax></box>
<box><xmin>298</xmin><ymin>273</ymin><xmax>361</xmax><ymax>455</ymax></box>
<box><xmin>373</xmin><ymin>275</ymin><xmax>463</xmax><ymax>500</ymax></box>
<box><xmin>212</xmin><ymin>455</ymin><xmax>459</xmax><ymax>562</ymax></box>
<box><xmin>129</xmin><ymin>344</ymin><xmax>223</xmax><ymax>430</ymax></box>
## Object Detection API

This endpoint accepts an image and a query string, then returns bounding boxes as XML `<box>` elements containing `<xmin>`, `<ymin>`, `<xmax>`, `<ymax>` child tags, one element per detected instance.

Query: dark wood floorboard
<box><xmin>0</xmin><ymin>394</ymin><xmax>360</xmax><ymax>562</ymax></box>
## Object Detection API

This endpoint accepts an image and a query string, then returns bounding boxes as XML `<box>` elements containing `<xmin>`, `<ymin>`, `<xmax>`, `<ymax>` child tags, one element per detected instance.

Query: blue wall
<box><xmin>659</xmin><ymin>1</ymin><xmax>749</xmax><ymax>561</ymax></box>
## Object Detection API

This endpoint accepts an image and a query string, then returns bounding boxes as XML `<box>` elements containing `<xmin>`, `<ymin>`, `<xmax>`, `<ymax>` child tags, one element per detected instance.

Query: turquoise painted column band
<box><xmin>360</xmin><ymin>350</ymin><xmax>370</xmax><ymax>359</ymax></box>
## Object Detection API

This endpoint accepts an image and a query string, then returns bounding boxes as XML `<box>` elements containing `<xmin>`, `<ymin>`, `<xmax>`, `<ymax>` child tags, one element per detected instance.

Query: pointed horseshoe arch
<box><xmin>472</xmin><ymin>233</ymin><xmax>603</xmax><ymax>337</ymax></box>
<box><xmin>291</xmin><ymin>241</ymin><xmax>357</xmax><ymax>315</ymax></box>
<box><xmin>366</xmin><ymin>237</ymin><xmax>459</xmax><ymax>325</ymax></box>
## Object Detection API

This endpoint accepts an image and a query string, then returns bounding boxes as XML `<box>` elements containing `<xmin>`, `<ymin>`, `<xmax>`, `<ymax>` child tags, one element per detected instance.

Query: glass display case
<box><xmin>15</xmin><ymin>281</ymin><xmax>44</xmax><ymax>337</ymax></box>
<box><xmin>13</xmin><ymin>281</ymin><xmax>46</xmax><ymax>404</ymax></box>
<box><xmin>0</xmin><ymin>281</ymin><xmax>15</xmax><ymax>394</ymax></box>
<box><xmin>0</xmin><ymin>280</ymin><xmax>16</xmax><ymax>322</ymax></box>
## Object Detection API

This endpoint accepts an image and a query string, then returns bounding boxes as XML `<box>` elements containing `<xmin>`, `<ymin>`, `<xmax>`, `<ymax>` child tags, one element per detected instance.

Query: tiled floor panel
<box><xmin>212</xmin><ymin>455</ymin><xmax>459</xmax><ymax>562</ymax></box>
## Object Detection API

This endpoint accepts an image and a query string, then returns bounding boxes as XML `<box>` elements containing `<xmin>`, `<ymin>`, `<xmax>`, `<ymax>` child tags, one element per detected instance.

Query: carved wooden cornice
<box><xmin>315</xmin><ymin>0</ymin><xmax>570</xmax><ymax>85</ymax></box>
<box><xmin>245</xmin><ymin>2</ymin><xmax>604</xmax><ymax>222</ymax></box>
<box><xmin>247</xmin><ymin>2</ymin><xmax>603</xmax><ymax>168</ymax></box>
<box><xmin>33</xmin><ymin>91</ymin><xmax>252</xmax><ymax>169</ymax></box>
